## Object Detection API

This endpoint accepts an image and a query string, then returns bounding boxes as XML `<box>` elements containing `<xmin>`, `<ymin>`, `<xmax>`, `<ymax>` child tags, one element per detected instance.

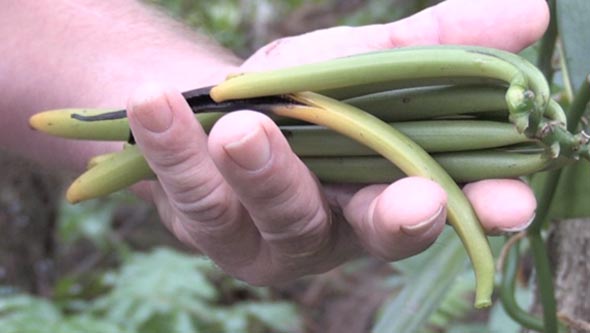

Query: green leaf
<box><xmin>57</xmin><ymin>198</ymin><xmax>117</xmax><ymax>247</ymax></box>
<box><xmin>210</xmin><ymin>307</ymin><xmax>250</xmax><ymax>333</ymax></box>
<box><xmin>0</xmin><ymin>294</ymin><xmax>130</xmax><ymax>333</ymax></box>
<box><xmin>56</xmin><ymin>315</ymin><xmax>132</xmax><ymax>333</ymax></box>
<box><xmin>172</xmin><ymin>311</ymin><xmax>197</xmax><ymax>333</ymax></box>
<box><xmin>0</xmin><ymin>295</ymin><xmax>61</xmax><ymax>333</ymax></box>
<box><xmin>139</xmin><ymin>313</ymin><xmax>179</xmax><ymax>333</ymax></box>
<box><xmin>91</xmin><ymin>248</ymin><xmax>219</xmax><ymax>330</ymax></box>
<box><xmin>241</xmin><ymin>302</ymin><xmax>302</xmax><ymax>332</ymax></box>
<box><xmin>532</xmin><ymin>160</ymin><xmax>590</xmax><ymax>219</ymax></box>
<box><xmin>372</xmin><ymin>228</ymin><xmax>470</xmax><ymax>333</ymax></box>
<box><xmin>2</xmin><ymin>246</ymin><xmax>302</xmax><ymax>333</ymax></box>
<box><xmin>558</xmin><ymin>0</ymin><xmax>590</xmax><ymax>92</ymax></box>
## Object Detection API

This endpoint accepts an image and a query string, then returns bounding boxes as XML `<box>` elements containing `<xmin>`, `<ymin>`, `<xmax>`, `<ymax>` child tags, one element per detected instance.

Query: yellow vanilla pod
<box><xmin>67</xmin><ymin>145</ymin><xmax>152</xmax><ymax>203</ymax></box>
<box><xmin>86</xmin><ymin>144</ymin><xmax>136</xmax><ymax>169</ymax></box>
<box><xmin>270</xmin><ymin>92</ymin><xmax>494</xmax><ymax>308</ymax></box>
<box><xmin>30</xmin><ymin>109</ymin><xmax>225</xmax><ymax>141</ymax></box>
<box><xmin>87</xmin><ymin>151</ymin><xmax>119</xmax><ymax>169</ymax></box>
<box><xmin>29</xmin><ymin>108</ymin><xmax>128</xmax><ymax>140</ymax></box>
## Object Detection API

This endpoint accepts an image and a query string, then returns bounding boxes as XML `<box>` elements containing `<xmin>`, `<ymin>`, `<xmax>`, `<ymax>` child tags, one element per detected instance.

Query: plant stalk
<box><xmin>537</xmin><ymin>0</ymin><xmax>557</xmax><ymax>83</ymax></box>
<box><xmin>528</xmin><ymin>232</ymin><xmax>559</xmax><ymax>333</ymax></box>
<box><xmin>523</xmin><ymin>49</ymin><xmax>590</xmax><ymax>333</ymax></box>
<box><xmin>500</xmin><ymin>240</ymin><xmax>545</xmax><ymax>332</ymax></box>
<box><xmin>566</xmin><ymin>75</ymin><xmax>590</xmax><ymax>132</ymax></box>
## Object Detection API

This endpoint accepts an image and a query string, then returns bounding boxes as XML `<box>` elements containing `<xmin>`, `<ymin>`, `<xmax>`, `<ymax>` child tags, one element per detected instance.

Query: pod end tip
<box><xmin>66</xmin><ymin>183</ymin><xmax>85</xmax><ymax>204</ymax></box>
<box><xmin>474</xmin><ymin>299</ymin><xmax>492</xmax><ymax>309</ymax></box>
<box><xmin>29</xmin><ymin>112</ymin><xmax>49</xmax><ymax>132</ymax></box>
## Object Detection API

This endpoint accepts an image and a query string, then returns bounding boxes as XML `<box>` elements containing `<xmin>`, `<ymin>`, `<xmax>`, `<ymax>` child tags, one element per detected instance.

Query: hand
<box><xmin>126</xmin><ymin>0</ymin><xmax>548</xmax><ymax>284</ymax></box>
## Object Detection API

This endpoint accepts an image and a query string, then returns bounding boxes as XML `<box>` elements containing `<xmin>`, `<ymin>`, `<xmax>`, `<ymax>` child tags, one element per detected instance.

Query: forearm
<box><xmin>0</xmin><ymin>0</ymin><xmax>240</xmax><ymax>170</ymax></box>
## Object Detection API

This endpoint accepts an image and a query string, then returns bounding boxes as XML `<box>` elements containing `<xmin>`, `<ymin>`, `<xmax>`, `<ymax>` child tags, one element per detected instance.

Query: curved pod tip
<box><xmin>65</xmin><ymin>181</ymin><xmax>86</xmax><ymax>204</ymax></box>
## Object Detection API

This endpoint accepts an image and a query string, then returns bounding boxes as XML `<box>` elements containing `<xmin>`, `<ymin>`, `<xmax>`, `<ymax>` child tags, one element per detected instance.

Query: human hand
<box><xmin>126</xmin><ymin>0</ymin><xmax>548</xmax><ymax>284</ymax></box>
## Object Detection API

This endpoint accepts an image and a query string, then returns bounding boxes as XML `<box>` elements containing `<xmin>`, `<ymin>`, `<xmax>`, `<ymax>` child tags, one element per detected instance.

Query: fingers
<box><xmin>463</xmin><ymin>179</ymin><xmax>537</xmax><ymax>234</ymax></box>
<box><xmin>242</xmin><ymin>0</ymin><xmax>549</xmax><ymax>71</ymax></box>
<box><xmin>126</xmin><ymin>84</ymin><xmax>263</xmax><ymax>267</ymax></box>
<box><xmin>239</xmin><ymin>0</ymin><xmax>547</xmax><ymax>261</ymax></box>
<box><xmin>207</xmin><ymin>111</ymin><xmax>335</xmax><ymax>260</ymax></box>
<box><xmin>342</xmin><ymin>177</ymin><xmax>447</xmax><ymax>261</ymax></box>
<box><xmin>127</xmin><ymin>86</ymin><xmax>343</xmax><ymax>281</ymax></box>
<box><xmin>127</xmin><ymin>84</ymin><xmax>231</xmax><ymax>223</ymax></box>
<box><xmin>387</xmin><ymin>0</ymin><xmax>549</xmax><ymax>52</ymax></box>
<box><xmin>125</xmin><ymin>0</ymin><xmax>547</xmax><ymax>279</ymax></box>
<box><xmin>339</xmin><ymin>177</ymin><xmax>537</xmax><ymax>261</ymax></box>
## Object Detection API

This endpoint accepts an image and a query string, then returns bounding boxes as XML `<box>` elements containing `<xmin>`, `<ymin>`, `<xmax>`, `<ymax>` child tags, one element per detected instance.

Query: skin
<box><xmin>1</xmin><ymin>0</ymin><xmax>547</xmax><ymax>285</ymax></box>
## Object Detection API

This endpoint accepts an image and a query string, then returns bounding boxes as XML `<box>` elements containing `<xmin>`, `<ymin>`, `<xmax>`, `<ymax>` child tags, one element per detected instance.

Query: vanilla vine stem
<box><xmin>526</xmin><ymin>76</ymin><xmax>590</xmax><ymax>333</ymax></box>
<box><xmin>500</xmin><ymin>240</ymin><xmax>545</xmax><ymax>332</ymax></box>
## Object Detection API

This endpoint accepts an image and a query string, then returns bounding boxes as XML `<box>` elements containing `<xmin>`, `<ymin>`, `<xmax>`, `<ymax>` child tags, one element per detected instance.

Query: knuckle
<box><xmin>168</xmin><ymin>218</ymin><xmax>202</xmax><ymax>250</ymax></box>
<box><xmin>262</xmin><ymin>200</ymin><xmax>332</xmax><ymax>256</ymax></box>
<box><xmin>248</xmin><ymin>159</ymin><xmax>307</xmax><ymax>203</ymax></box>
<box><xmin>291</xmin><ymin>203</ymin><xmax>331</xmax><ymax>245</ymax></box>
<box><xmin>158</xmin><ymin>158</ymin><xmax>209</xmax><ymax>193</ymax></box>
<box><xmin>172</xmin><ymin>177</ymin><xmax>233</xmax><ymax>223</ymax></box>
<box><xmin>148</xmin><ymin>142</ymin><xmax>204</xmax><ymax>170</ymax></box>
<box><xmin>258</xmin><ymin>171</ymin><xmax>298</xmax><ymax>203</ymax></box>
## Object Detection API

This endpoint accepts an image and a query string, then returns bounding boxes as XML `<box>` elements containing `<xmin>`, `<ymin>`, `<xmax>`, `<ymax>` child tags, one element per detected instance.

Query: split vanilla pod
<box><xmin>30</xmin><ymin>45</ymin><xmax>590</xmax><ymax>308</ymax></box>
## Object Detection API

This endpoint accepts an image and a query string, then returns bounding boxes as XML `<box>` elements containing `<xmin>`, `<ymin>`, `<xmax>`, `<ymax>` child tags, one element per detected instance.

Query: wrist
<box><xmin>0</xmin><ymin>0</ymin><xmax>241</xmax><ymax>170</ymax></box>
<box><xmin>83</xmin><ymin>58</ymin><xmax>239</xmax><ymax>109</ymax></box>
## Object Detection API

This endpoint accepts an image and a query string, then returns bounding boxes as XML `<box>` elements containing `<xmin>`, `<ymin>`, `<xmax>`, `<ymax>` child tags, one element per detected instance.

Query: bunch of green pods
<box><xmin>30</xmin><ymin>45</ymin><xmax>590</xmax><ymax>308</ymax></box>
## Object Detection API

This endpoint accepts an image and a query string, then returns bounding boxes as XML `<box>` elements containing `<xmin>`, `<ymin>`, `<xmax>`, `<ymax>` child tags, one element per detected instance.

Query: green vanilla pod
<box><xmin>269</xmin><ymin>92</ymin><xmax>495</xmax><ymax>308</ymax></box>
<box><xmin>29</xmin><ymin>84</ymin><xmax>511</xmax><ymax>141</ymax></box>
<box><xmin>65</xmin><ymin>92</ymin><xmax>498</xmax><ymax>306</ymax></box>
<box><xmin>302</xmin><ymin>151</ymin><xmax>559</xmax><ymax>184</ymax></box>
<box><xmin>285</xmin><ymin>120</ymin><xmax>530</xmax><ymax>156</ymax></box>
<box><xmin>28</xmin><ymin>45</ymin><xmax>590</xmax><ymax>310</ymax></box>
<box><xmin>68</xmin><ymin>147</ymin><xmax>561</xmax><ymax>202</ymax></box>
<box><xmin>210</xmin><ymin>46</ymin><xmax>522</xmax><ymax>101</ymax></box>
<box><xmin>344</xmin><ymin>85</ymin><xmax>509</xmax><ymax>122</ymax></box>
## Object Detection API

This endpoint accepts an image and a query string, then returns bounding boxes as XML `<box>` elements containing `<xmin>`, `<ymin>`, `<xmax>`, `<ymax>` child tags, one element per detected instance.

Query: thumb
<box><xmin>241</xmin><ymin>0</ymin><xmax>548</xmax><ymax>71</ymax></box>
<box><xmin>343</xmin><ymin>177</ymin><xmax>448</xmax><ymax>261</ymax></box>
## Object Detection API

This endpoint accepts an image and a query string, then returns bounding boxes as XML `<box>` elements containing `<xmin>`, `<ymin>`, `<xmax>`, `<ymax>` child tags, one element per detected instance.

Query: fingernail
<box><xmin>223</xmin><ymin>126</ymin><xmax>271</xmax><ymax>171</ymax></box>
<box><xmin>400</xmin><ymin>205</ymin><xmax>444</xmax><ymax>236</ymax></box>
<box><xmin>498</xmin><ymin>213</ymin><xmax>536</xmax><ymax>233</ymax></box>
<box><xmin>131</xmin><ymin>86</ymin><xmax>173</xmax><ymax>133</ymax></box>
